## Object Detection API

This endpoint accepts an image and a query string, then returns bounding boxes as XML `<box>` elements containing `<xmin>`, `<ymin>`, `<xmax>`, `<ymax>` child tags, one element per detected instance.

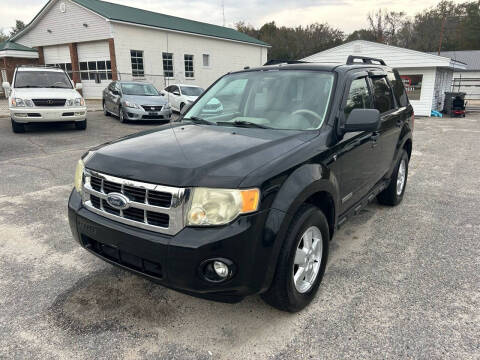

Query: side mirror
<box><xmin>173</xmin><ymin>91</ymin><xmax>180</xmax><ymax>96</ymax></box>
<box><xmin>180</xmin><ymin>103</ymin><xmax>191</xmax><ymax>115</ymax></box>
<box><xmin>344</xmin><ymin>108</ymin><xmax>381</xmax><ymax>133</ymax></box>
<box><xmin>75</xmin><ymin>83</ymin><xmax>83</xmax><ymax>90</ymax></box>
<box><xmin>2</xmin><ymin>82</ymin><xmax>11</xmax><ymax>90</ymax></box>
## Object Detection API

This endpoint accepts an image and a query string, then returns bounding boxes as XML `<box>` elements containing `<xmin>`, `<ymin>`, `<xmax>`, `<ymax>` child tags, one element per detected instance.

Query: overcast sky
<box><xmin>0</xmin><ymin>0</ymin><xmax>466</xmax><ymax>35</ymax></box>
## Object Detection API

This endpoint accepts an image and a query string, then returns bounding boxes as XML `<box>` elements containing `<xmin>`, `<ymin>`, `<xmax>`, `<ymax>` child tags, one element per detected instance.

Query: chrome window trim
<box><xmin>82</xmin><ymin>169</ymin><xmax>188</xmax><ymax>235</ymax></box>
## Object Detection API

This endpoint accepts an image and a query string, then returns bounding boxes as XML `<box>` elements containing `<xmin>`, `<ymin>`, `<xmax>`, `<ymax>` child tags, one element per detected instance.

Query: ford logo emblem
<box><xmin>106</xmin><ymin>193</ymin><xmax>130</xmax><ymax>210</ymax></box>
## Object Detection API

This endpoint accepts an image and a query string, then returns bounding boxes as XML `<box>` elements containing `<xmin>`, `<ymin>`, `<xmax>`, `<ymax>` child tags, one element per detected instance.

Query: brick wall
<box><xmin>1</xmin><ymin>57</ymin><xmax>40</xmax><ymax>83</ymax></box>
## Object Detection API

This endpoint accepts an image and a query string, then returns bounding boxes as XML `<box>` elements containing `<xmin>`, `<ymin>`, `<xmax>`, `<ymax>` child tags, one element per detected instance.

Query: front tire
<box><xmin>261</xmin><ymin>205</ymin><xmax>329</xmax><ymax>312</ymax></box>
<box><xmin>75</xmin><ymin>119</ymin><xmax>87</xmax><ymax>130</ymax></box>
<box><xmin>11</xmin><ymin>119</ymin><xmax>26</xmax><ymax>133</ymax></box>
<box><xmin>377</xmin><ymin>149</ymin><xmax>409</xmax><ymax>206</ymax></box>
<box><xmin>103</xmin><ymin>101</ymin><xmax>110</xmax><ymax>116</ymax></box>
<box><xmin>119</xmin><ymin>107</ymin><xmax>126</xmax><ymax>123</ymax></box>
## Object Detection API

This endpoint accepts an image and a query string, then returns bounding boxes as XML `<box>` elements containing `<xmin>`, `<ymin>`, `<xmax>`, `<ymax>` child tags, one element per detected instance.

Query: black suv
<box><xmin>69</xmin><ymin>56</ymin><xmax>413</xmax><ymax>312</ymax></box>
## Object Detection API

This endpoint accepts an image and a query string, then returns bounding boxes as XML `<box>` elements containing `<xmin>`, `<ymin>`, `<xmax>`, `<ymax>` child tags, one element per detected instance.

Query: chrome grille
<box><xmin>82</xmin><ymin>170</ymin><xmax>187</xmax><ymax>235</ymax></box>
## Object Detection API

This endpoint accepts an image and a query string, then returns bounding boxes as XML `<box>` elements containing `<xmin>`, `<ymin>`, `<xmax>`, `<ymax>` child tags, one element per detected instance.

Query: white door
<box><xmin>77</xmin><ymin>41</ymin><xmax>111</xmax><ymax>99</ymax></box>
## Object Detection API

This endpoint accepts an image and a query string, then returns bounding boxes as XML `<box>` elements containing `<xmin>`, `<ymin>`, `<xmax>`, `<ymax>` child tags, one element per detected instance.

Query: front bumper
<box><xmin>10</xmin><ymin>106</ymin><xmax>87</xmax><ymax>123</ymax></box>
<box><xmin>68</xmin><ymin>190</ymin><xmax>281</xmax><ymax>302</ymax></box>
<box><xmin>122</xmin><ymin>106</ymin><xmax>172</xmax><ymax>121</ymax></box>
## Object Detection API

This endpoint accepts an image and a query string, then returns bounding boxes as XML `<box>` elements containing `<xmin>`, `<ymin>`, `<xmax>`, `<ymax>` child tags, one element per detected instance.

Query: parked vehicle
<box><xmin>103</xmin><ymin>81</ymin><xmax>172</xmax><ymax>123</ymax></box>
<box><xmin>161</xmin><ymin>84</ymin><xmax>204</xmax><ymax>112</ymax></box>
<box><xmin>4</xmin><ymin>65</ymin><xmax>86</xmax><ymax>133</ymax></box>
<box><xmin>69</xmin><ymin>56</ymin><xmax>413</xmax><ymax>312</ymax></box>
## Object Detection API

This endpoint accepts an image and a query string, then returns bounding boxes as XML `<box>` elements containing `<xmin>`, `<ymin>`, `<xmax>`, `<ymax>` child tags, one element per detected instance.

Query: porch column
<box><xmin>108</xmin><ymin>38</ymin><xmax>118</xmax><ymax>81</ymax></box>
<box><xmin>68</xmin><ymin>42</ymin><xmax>80</xmax><ymax>84</ymax></box>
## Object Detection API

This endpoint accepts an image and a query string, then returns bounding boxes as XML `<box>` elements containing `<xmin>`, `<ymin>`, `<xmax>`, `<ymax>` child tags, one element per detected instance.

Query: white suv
<box><xmin>3</xmin><ymin>66</ymin><xmax>87</xmax><ymax>133</ymax></box>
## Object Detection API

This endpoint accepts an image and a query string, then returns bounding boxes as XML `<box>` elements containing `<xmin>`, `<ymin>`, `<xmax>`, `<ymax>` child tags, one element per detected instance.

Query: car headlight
<box><xmin>186</xmin><ymin>188</ymin><xmax>260</xmax><ymax>226</ymax></box>
<box><xmin>163</xmin><ymin>103</ymin><xmax>171</xmax><ymax>110</ymax></box>
<box><xmin>67</xmin><ymin>98</ymin><xmax>85</xmax><ymax>107</ymax></box>
<box><xmin>12</xmin><ymin>98</ymin><xmax>34</xmax><ymax>107</ymax></box>
<box><xmin>124</xmin><ymin>101</ymin><xmax>140</xmax><ymax>109</ymax></box>
<box><xmin>74</xmin><ymin>159</ymin><xmax>85</xmax><ymax>193</ymax></box>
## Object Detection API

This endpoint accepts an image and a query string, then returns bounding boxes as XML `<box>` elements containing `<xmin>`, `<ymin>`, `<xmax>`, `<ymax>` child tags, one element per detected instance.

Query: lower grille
<box><xmin>82</xmin><ymin>170</ymin><xmax>186</xmax><ymax>235</ymax></box>
<box><xmin>32</xmin><ymin>98</ymin><xmax>66</xmax><ymax>107</ymax></box>
<box><xmin>142</xmin><ymin>115</ymin><xmax>165</xmax><ymax>120</ymax></box>
<box><xmin>82</xmin><ymin>236</ymin><xmax>163</xmax><ymax>278</ymax></box>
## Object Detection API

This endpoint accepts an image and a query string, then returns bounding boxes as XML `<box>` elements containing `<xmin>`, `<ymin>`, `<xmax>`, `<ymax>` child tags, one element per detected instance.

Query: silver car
<box><xmin>102</xmin><ymin>81</ymin><xmax>172</xmax><ymax>123</ymax></box>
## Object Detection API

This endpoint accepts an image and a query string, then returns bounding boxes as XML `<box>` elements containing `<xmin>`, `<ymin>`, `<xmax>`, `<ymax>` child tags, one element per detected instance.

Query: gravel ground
<box><xmin>0</xmin><ymin>113</ymin><xmax>479</xmax><ymax>359</ymax></box>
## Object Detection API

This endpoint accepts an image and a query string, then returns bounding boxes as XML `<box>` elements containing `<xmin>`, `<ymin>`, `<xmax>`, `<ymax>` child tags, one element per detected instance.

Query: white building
<box><xmin>303</xmin><ymin>40</ymin><xmax>466</xmax><ymax>116</ymax></box>
<box><xmin>10</xmin><ymin>0</ymin><xmax>269</xmax><ymax>99</ymax></box>
<box><xmin>434</xmin><ymin>51</ymin><xmax>480</xmax><ymax>103</ymax></box>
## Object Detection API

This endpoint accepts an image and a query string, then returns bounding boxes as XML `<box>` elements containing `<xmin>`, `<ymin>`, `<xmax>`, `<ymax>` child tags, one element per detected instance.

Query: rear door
<box><xmin>368</xmin><ymin>71</ymin><xmax>403</xmax><ymax>182</ymax></box>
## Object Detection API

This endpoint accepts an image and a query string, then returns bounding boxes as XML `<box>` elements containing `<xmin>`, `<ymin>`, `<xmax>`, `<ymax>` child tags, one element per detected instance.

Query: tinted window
<box><xmin>371</xmin><ymin>77</ymin><xmax>395</xmax><ymax>113</ymax></box>
<box><xmin>121</xmin><ymin>83</ymin><xmax>159</xmax><ymax>96</ymax></box>
<box><xmin>181</xmin><ymin>86</ymin><xmax>203</xmax><ymax>96</ymax></box>
<box><xmin>344</xmin><ymin>78</ymin><xmax>371</xmax><ymax>116</ymax></box>
<box><xmin>387</xmin><ymin>71</ymin><xmax>408</xmax><ymax>107</ymax></box>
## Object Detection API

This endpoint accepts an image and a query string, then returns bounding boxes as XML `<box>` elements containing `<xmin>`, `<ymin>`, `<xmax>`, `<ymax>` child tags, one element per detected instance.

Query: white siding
<box><xmin>77</xmin><ymin>40</ymin><xmax>110</xmax><ymax>99</ymax></box>
<box><xmin>111</xmin><ymin>22</ymin><xmax>267</xmax><ymax>91</ymax></box>
<box><xmin>43</xmin><ymin>45</ymin><xmax>70</xmax><ymax>64</ymax></box>
<box><xmin>432</xmin><ymin>68</ymin><xmax>453</xmax><ymax>111</ymax></box>
<box><xmin>452</xmin><ymin>71</ymin><xmax>480</xmax><ymax>100</ymax></box>
<box><xmin>15</xmin><ymin>0</ymin><xmax>111</xmax><ymax>48</ymax></box>
<box><xmin>398</xmin><ymin>68</ymin><xmax>436</xmax><ymax>116</ymax></box>
<box><xmin>303</xmin><ymin>40</ymin><xmax>461</xmax><ymax>69</ymax></box>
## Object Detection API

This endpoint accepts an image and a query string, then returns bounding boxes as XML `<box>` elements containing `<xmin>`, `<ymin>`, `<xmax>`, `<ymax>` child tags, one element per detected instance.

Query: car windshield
<box><xmin>184</xmin><ymin>70</ymin><xmax>335</xmax><ymax>130</ymax></box>
<box><xmin>121</xmin><ymin>83</ymin><xmax>159</xmax><ymax>96</ymax></box>
<box><xmin>14</xmin><ymin>70</ymin><xmax>72</xmax><ymax>89</ymax></box>
<box><xmin>181</xmin><ymin>86</ymin><xmax>204</xmax><ymax>96</ymax></box>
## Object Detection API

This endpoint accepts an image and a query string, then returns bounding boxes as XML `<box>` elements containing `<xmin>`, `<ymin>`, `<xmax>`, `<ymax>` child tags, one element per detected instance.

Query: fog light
<box><xmin>213</xmin><ymin>261</ymin><xmax>229</xmax><ymax>278</ymax></box>
<box><xmin>14</xmin><ymin>113</ymin><xmax>27</xmax><ymax>117</ymax></box>
<box><xmin>200</xmin><ymin>258</ymin><xmax>235</xmax><ymax>283</ymax></box>
<box><xmin>75</xmin><ymin>112</ymin><xmax>85</xmax><ymax>116</ymax></box>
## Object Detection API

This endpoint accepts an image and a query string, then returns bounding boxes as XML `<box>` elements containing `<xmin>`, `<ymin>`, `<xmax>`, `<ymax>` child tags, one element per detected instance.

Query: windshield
<box><xmin>121</xmin><ymin>83</ymin><xmax>159</xmax><ymax>96</ymax></box>
<box><xmin>181</xmin><ymin>86</ymin><xmax>204</xmax><ymax>97</ymax></box>
<box><xmin>184</xmin><ymin>70</ymin><xmax>335</xmax><ymax>130</ymax></box>
<box><xmin>14</xmin><ymin>71</ymin><xmax>72</xmax><ymax>89</ymax></box>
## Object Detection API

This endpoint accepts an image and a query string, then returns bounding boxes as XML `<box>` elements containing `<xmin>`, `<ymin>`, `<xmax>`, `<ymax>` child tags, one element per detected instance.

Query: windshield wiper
<box><xmin>217</xmin><ymin>120</ymin><xmax>271</xmax><ymax>129</ymax></box>
<box><xmin>47</xmin><ymin>86</ymin><xmax>70</xmax><ymax>88</ymax></box>
<box><xmin>15</xmin><ymin>85</ymin><xmax>41</xmax><ymax>88</ymax></box>
<box><xmin>183</xmin><ymin>116</ymin><xmax>216</xmax><ymax>125</ymax></box>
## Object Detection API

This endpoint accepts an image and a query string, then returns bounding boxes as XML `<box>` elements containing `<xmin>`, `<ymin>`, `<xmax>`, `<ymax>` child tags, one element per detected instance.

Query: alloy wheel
<box><xmin>396</xmin><ymin>159</ymin><xmax>406</xmax><ymax>195</ymax></box>
<box><xmin>293</xmin><ymin>226</ymin><xmax>323</xmax><ymax>293</ymax></box>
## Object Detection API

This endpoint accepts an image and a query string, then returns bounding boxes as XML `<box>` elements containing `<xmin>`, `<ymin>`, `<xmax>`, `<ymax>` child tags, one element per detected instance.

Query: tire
<box><xmin>377</xmin><ymin>149</ymin><xmax>409</xmax><ymax>206</ymax></box>
<box><xmin>180</xmin><ymin>103</ymin><xmax>185</xmax><ymax>112</ymax></box>
<box><xmin>75</xmin><ymin>119</ymin><xmax>87</xmax><ymax>130</ymax></box>
<box><xmin>261</xmin><ymin>204</ymin><xmax>329</xmax><ymax>312</ymax></box>
<box><xmin>11</xmin><ymin>119</ymin><xmax>26</xmax><ymax>133</ymax></box>
<box><xmin>119</xmin><ymin>107</ymin><xmax>126</xmax><ymax>123</ymax></box>
<box><xmin>103</xmin><ymin>101</ymin><xmax>110</xmax><ymax>116</ymax></box>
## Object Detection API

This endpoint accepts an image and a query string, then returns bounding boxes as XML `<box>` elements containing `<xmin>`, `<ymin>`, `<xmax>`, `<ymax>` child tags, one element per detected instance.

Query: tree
<box><xmin>9</xmin><ymin>20</ymin><xmax>26</xmax><ymax>37</ymax></box>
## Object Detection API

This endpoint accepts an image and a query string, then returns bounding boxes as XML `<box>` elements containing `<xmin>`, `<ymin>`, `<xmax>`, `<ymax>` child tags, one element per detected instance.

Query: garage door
<box><xmin>44</xmin><ymin>45</ymin><xmax>73</xmax><ymax>79</ymax></box>
<box><xmin>77</xmin><ymin>41</ymin><xmax>112</xmax><ymax>99</ymax></box>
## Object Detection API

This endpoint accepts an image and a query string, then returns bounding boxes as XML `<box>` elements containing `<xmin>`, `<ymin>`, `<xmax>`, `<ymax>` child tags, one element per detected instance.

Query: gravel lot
<box><xmin>0</xmin><ymin>112</ymin><xmax>479</xmax><ymax>359</ymax></box>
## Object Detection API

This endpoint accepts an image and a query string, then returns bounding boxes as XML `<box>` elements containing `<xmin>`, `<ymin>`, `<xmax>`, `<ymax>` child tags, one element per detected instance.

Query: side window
<box><xmin>344</xmin><ymin>78</ymin><xmax>371</xmax><ymax>116</ymax></box>
<box><xmin>371</xmin><ymin>77</ymin><xmax>395</xmax><ymax>113</ymax></box>
<box><xmin>172</xmin><ymin>86</ymin><xmax>179</xmax><ymax>94</ymax></box>
<box><xmin>387</xmin><ymin>71</ymin><xmax>408</xmax><ymax>107</ymax></box>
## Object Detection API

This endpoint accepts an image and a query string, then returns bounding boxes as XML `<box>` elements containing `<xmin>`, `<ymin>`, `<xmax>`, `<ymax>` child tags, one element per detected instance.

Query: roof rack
<box><xmin>263</xmin><ymin>59</ymin><xmax>310</xmax><ymax>66</ymax></box>
<box><xmin>16</xmin><ymin>64</ymin><xmax>62</xmax><ymax>69</ymax></box>
<box><xmin>346</xmin><ymin>55</ymin><xmax>386</xmax><ymax>66</ymax></box>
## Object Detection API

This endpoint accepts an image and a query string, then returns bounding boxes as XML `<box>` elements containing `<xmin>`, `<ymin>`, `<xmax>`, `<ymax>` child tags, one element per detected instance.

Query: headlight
<box><xmin>124</xmin><ymin>101</ymin><xmax>140</xmax><ymax>109</ymax></box>
<box><xmin>12</xmin><ymin>98</ymin><xmax>34</xmax><ymax>107</ymax></box>
<box><xmin>74</xmin><ymin>159</ymin><xmax>85</xmax><ymax>193</ymax></box>
<box><xmin>67</xmin><ymin>98</ymin><xmax>85</xmax><ymax>107</ymax></box>
<box><xmin>186</xmin><ymin>188</ymin><xmax>260</xmax><ymax>226</ymax></box>
<box><xmin>163</xmin><ymin>103</ymin><xmax>171</xmax><ymax>110</ymax></box>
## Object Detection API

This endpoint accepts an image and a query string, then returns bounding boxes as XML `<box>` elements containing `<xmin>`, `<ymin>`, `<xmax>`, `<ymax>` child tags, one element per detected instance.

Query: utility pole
<box><xmin>438</xmin><ymin>15</ymin><xmax>447</xmax><ymax>55</ymax></box>
<box><xmin>222</xmin><ymin>0</ymin><xmax>225</xmax><ymax>27</ymax></box>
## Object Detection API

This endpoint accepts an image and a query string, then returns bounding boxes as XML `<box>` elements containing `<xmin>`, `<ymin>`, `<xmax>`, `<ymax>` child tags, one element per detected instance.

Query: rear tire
<box><xmin>119</xmin><ymin>107</ymin><xmax>126</xmax><ymax>123</ymax></box>
<box><xmin>261</xmin><ymin>204</ymin><xmax>329</xmax><ymax>312</ymax></box>
<box><xmin>11</xmin><ymin>119</ymin><xmax>26</xmax><ymax>133</ymax></box>
<box><xmin>75</xmin><ymin>119</ymin><xmax>87</xmax><ymax>130</ymax></box>
<box><xmin>377</xmin><ymin>149</ymin><xmax>409</xmax><ymax>206</ymax></box>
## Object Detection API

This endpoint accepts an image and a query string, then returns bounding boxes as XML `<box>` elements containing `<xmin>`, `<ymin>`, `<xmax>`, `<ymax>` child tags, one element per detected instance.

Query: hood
<box><xmin>86</xmin><ymin>124</ymin><xmax>317</xmax><ymax>188</ymax></box>
<box><xmin>123</xmin><ymin>95</ymin><xmax>167</xmax><ymax>106</ymax></box>
<box><xmin>12</xmin><ymin>88</ymin><xmax>81</xmax><ymax>99</ymax></box>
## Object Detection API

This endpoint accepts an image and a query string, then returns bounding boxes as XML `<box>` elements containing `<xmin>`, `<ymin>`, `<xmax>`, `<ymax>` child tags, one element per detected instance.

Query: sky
<box><xmin>0</xmin><ymin>0</ymin><xmax>467</xmax><ymax>36</ymax></box>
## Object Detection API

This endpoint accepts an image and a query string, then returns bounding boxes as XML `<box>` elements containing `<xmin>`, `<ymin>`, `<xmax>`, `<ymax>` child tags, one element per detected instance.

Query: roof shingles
<box><xmin>431</xmin><ymin>50</ymin><xmax>480</xmax><ymax>71</ymax></box>
<box><xmin>72</xmin><ymin>0</ymin><xmax>268</xmax><ymax>47</ymax></box>
<box><xmin>0</xmin><ymin>41</ymin><xmax>37</xmax><ymax>52</ymax></box>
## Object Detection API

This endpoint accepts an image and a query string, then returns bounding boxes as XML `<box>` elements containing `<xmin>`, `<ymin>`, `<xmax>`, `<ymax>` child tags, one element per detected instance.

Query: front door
<box><xmin>332</xmin><ymin>75</ymin><xmax>378</xmax><ymax>213</ymax></box>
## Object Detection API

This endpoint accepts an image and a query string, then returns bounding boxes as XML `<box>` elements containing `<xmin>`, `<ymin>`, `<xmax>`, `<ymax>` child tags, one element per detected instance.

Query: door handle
<box><xmin>396</xmin><ymin>119</ymin><xmax>403</xmax><ymax>127</ymax></box>
<box><xmin>371</xmin><ymin>132</ymin><xmax>379</xmax><ymax>147</ymax></box>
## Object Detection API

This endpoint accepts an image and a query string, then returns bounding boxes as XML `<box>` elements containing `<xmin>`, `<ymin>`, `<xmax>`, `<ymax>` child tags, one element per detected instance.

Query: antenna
<box><xmin>222</xmin><ymin>0</ymin><xmax>225</xmax><ymax>27</ymax></box>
